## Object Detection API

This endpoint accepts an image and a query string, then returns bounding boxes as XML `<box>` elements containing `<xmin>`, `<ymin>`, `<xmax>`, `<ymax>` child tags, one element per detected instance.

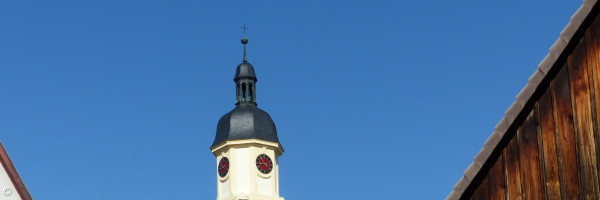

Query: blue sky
<box><xmin>0</xmin><ymin>1</ymin><xmax>583</xmax><ymax>199</ymax></box>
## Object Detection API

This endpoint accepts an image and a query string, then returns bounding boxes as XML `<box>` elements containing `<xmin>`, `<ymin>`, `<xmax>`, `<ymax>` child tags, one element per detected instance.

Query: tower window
<box><xmin>242</xmin><ymin>83</ymin><xmax>247</xmax><ymax>101</ymax></box>
<box><xmin>236</xmin><ymin>84</ymin><xmax>240</xmax><ymax>101</ymax></box>
<box><xmin>249</xmin><ymin>83</ymin><xmax>253</xmax><ymax>101</ymax></box>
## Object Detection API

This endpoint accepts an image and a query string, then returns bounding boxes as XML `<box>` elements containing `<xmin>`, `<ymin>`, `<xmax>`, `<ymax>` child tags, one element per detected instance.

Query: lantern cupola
<box><xmin>235</xmin><ymin>36</ymin><xmax>257</xmax><ymax>105</ymax></box>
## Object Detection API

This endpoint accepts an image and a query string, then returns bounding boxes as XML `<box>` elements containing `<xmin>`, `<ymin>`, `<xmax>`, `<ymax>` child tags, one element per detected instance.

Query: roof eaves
<box><xmin>528</xmin><ymin>69</ymin><xmax>546</xmax><ymax>86</ymax></box>
<box><xmin>504</xmin><ymin>102</ymin><xmax>524</xmax><ymax>125</ymax></box>
<box><xmin>475</xmin><ymin>135</ymin><xmax>496</xmax><ymax>165</ymax></box>
<box><xmin>515</xmin><ymin>81</ymin><xmax>537</xmax><ymax>107</ymax></box>
<box><xmin>493</xmin><ymin>117</ymin><xmax>510</xmax><ymax>135</ymax></box>
<box><xmin>464</xmin><ymin>162</ymin><xmax>482</xmax><ymax>181</ymax></box>
<box><xmin>446</xmin><ymin>191</ymin><xmax>460</xmax><ymax>200</ymax></box>
<box><xmin>585</xmin><ymin>0</ymin><xmax>598</xmax><ymax>11</ymax></box>
<box><xmin>453</xmin><ymin>176</ymin><xmax>470</xmax><ymax>194</ymax></box>
<box><xmin>448</xmin><ymin>1</ymin><xmax>599</xmax><ymax>199</ymax></box>
<box><xmin>538</xmin><ymin>51</ymin><xmax>559</xmax><ymax>74</ymax></box>
<box><xmin>0</xmin><ymin>141</ymin><xmax>32</xmax><ymax>200</ymax></box>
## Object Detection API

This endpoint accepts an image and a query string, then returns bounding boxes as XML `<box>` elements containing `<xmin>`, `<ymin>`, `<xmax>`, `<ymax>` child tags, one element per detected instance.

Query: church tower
<box><xmin>211</xmin><ymin>35</ymin><xmax>285</xmax><ymax>200</ymax></box>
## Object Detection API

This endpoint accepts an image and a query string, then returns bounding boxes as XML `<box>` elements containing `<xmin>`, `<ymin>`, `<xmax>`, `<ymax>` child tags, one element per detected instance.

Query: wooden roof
<box><xmin>0</xmin><ymin>141</ymin><xmax>32</xmax><ymax>200</ymax></box>
<box><xmin>447</xmin><ymin>0</ymin><xmax>600</xmax><ymax>199</ymax></box>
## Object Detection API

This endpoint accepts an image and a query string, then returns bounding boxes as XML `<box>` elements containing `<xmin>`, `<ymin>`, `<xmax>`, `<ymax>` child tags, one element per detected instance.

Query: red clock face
<box><xmin>256</xmin><ymin>154</ymin><xmax>273</xmax><ymax>174</ymax></box>
<box><xmin>218</xmin><ymin>157</ymin><xmax>229</xmax><ymax>177</ymax></box>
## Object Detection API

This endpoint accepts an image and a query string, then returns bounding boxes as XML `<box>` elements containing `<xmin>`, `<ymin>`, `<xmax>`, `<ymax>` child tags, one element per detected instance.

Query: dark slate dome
<box><xmin>234</xmin><ymin>62</ymin><xmax>257</xmax><ymax>82</ymax></box>
<box><xmin>212</xmin><ymin>35</ymin><xmax>280</xmax><ymax>149</ymax></box>
<box><xmin>211</xmin><ymin>104</ymin><xmax>279</xmax><ymax>148</ymax></box>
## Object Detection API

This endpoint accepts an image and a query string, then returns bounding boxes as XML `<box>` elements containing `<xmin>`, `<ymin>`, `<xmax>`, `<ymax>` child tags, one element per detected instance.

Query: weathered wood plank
<box><xmin>552</xmin><ymin>65</ymin><xmax>580</xmax><ymax>199</ymax></box>
<box><xmin>470</xmin><ymin>175</ymin><xmax>490</xmax><ymax>200</ymax></box>
<box><xmin>537</xmin><ymin>89</ymin><xmax>562</xmax><ymax>199</ymax></box>
<box><xmin>586</xmin><ymin>13</ymin><xmax>600</xmax><ymax>199</ymax></box>
<box><xmin>518</xmin><ymin>110</ymin><xmax>544</xmax><ymax>200</ymax></box>
<box><xmin>568</xmin><ymin>37</ymin><xmax>600</xmax><ymax>199</ymax></box>
<box><xmin>488</xmin><ymin>154</ymin><xmax>507</xmax><ymax>200</ymax></box>
<box><xmin>504</xmin><ymin>134</ymin><xmax>523</xmax><ymax>200</ymax></box>
<box><xmin>534</xmin><ymin>103</ymin><xmax>547</xmax><ymax>199</ymax></box>
<box><xmin>476</xmin><ymin>176</ymin><xmax>491</xmax><ymax>200</ymax></box>
<box><xmin>470</xmin><ymin>187</ymin><xmax>477</xmax><ymax>200</ymax></box>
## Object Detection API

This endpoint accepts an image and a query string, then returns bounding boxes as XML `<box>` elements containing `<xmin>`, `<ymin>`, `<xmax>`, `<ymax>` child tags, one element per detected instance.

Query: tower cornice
<box><xmin>211</xmin><ymin>138</ymin><xmax>284</xmax><ymax>156</ymax></box>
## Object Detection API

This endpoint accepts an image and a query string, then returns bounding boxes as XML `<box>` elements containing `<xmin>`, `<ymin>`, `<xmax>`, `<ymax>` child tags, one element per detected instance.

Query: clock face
<box><xmin>218</xmin><ymin>157</ymin><xmax>229</xmax><ymax>177</ymax></box>
<box><xmin>256</xmin><ymin>154</ymin><xmax>273</xmax><ymax>174</ymax></box>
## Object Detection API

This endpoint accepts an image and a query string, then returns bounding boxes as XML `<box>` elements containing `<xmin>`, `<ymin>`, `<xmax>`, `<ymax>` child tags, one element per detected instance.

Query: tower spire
<box><xmin>234</xmin><ymin>26</ymin><xmax>257</xmax><ymax>106</ymax></box>
<box><xmin>241</xmin><ymin>24</ymin><xmax>248</xmax><ymax>63</ymax></box>
<box><xmin>212</xmin><ymin>30</ymin><xmax>284</xmax><ymax>200</ymax></box>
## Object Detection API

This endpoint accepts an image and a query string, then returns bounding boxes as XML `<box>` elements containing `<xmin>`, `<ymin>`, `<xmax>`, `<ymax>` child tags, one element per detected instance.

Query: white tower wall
<box><xmin>212</xmin><ymin>139</ymin><xmax>284</xmax><ymax>200</ymax></box>
<box><xmin>0</xmin><ymin>162</ymin><xmax>22</xmax><ymax>200</ymax></box>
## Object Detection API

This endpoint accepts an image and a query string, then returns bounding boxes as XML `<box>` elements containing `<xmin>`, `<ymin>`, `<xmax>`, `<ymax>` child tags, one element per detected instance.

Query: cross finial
<box><xmin>241</xmin><ymin>25</ymin><xmax>249</xmax><ymax>62</ymax></box>
<box><xmin>241</xmin><ymin>24</ymin><xmax>248</xmax><ymax>36</ymax></box>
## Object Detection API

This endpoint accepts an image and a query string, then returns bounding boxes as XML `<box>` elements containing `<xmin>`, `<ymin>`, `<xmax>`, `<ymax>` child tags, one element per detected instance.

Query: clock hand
<box><xmin>259</xmin><ymin>159</ymin><xmax>266</xmax><ymax>167</ymax></box>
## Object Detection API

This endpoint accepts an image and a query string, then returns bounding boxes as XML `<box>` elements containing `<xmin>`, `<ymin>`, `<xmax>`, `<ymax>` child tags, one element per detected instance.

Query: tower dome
<box><xmin>212</xmin><ymin>105</ymin><xmax>279</xmax><ymax>148</ymax></box>
<box><xmin>234</xmin><ymin>62</ymin><xmax>257</xmax><ymax>82</ymax></box>
<box><xmin>211</xmin><ymin>35</ymin><xmax>280</xmax><ymax>149</ymax></box>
